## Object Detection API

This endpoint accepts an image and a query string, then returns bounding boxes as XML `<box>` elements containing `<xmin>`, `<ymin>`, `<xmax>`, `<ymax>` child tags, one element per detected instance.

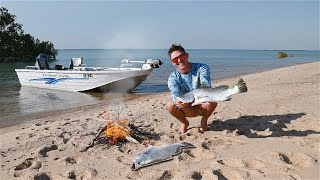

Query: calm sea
<box><xmin>0</xmin><ymin>49</ymin><xmax>319</xmax><ymax>127</ymax></box>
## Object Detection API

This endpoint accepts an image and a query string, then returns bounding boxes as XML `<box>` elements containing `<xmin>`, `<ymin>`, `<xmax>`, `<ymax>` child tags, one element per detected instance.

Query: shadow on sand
<box><xmin>208</xmin><ymin>113</ymin><xmax>320</xmax><ymax>138</ymax></box>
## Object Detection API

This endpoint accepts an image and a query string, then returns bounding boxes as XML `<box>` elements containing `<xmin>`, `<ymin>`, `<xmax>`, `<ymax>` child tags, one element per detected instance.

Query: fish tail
<box><xmin>237</xmin><ymin>78</ymin><xmax>247</xmax><ymax>93</ymax></box>
<box><xmin>179</xmin><ymin>142</ymin><xmax>196</xmax><ymax>148</ymax></box>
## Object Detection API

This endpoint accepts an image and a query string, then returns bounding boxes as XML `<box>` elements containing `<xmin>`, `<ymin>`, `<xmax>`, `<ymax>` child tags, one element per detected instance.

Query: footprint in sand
<box><xmin>215</xmin><ymin>168</ymin><xmax>250</xmax><ymax>180</ymax></box>
<box><xmin>268</xmin><ymin>151</ymin><xmax>318</xmax><ymax>168</ymax></box>
<box><xmin>244</xmin><ymin>159</ymin><xmax>268</xmax><ymax>173</ymax></box>
<box><xmin>58</xmin><ymin>132</ymin><xmax>71</xmax><ymax>144</ymax></box>
<box><xmin>35</xmin><ymin>123</ymin><xmax>42</xmax><ymax>126</ymax></box>
<box><xmin>77</xmin><ymin>168</ymin><xmax>98</xmax><ymax>180</ymax></box>
<box><xmin>158</xmin><ymin>170</ymin><xmax>174</xmax><ymax>180</ymax></box>
<box><xmin>190</xmin><ymin>171</ymin><xmax>202</xmax><ymax>180</ymax></box>
<box><xmin>65</xmin><ymin>157</ymin><xmax>77</xmax><ymax>164</ymax></box>
<box><xmin>34</xmin><ymin>173</ymin><xmax>51</xmax><ymax>180</ymax></box>
<box><xmin>14</xmin><ymin>158</ymin><xmax>34</xmax><ymax>174</ymax></box>
<box><xmin>32</xmin><ymin>161</ymin><xmax>42</xmax><ymax>170</ymax></box>
<box><xmin>217</xmin><ymin>158</ymin><xmax>248</xmax><ymax>168</ymax></box>
<box><xmin>16</xmin><ymin>133</ymin><xmax>36</xmax><ymax>141</ymax></box>
<box><xmin>38</xmin><ymin>145</ymin><xmax>58</xmax><ymax>157</ymax></box>
<box><xmin>182</xmin><ymin>170</ymin><xmax>205</xmax><ymax>180</ymax></box>
<box><xmin>14</xmin><ymin>158</ymin><xmax>43</xmax><ymax>177</ymax></box>
<box><xmin>201</xmin><ymin>138</ymin><xmax>225</xmax><ymax>150</ymax></box>
<box><xmin>68</xmin><ymin>170</ymin><xmax>77</xmax><ymax>179</ymax></box>
<box><xmin>177</xmin><ymin>149</ymin><xmax>195</xmax><ymax>162</ymax></box>
<box><xmin>66</xmin><ymin>168</ymin><xmax>97</xmax><ymax>180</ymax></box>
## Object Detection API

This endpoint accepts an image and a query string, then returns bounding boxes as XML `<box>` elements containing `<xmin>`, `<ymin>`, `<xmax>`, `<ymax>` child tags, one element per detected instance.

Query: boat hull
<box><xmin>15</xmin><ymin>69</ymin><xmax>153</xmax><ymax>92</ymax></box>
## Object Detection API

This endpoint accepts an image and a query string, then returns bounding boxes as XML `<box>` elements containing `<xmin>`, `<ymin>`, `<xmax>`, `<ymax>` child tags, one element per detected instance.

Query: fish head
<box><xmin>131</xmin><ymin>158</ymin><xmax>143</xmax><ymax>171</ymax></box>
<box><xmin>131</xmin><ymin>147</ymin><xmax>153</xmax><ymax>170</ymax></box>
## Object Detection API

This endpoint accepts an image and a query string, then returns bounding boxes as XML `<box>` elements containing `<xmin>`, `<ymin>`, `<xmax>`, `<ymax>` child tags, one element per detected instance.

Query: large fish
<box><xmin>178</xmin><ymin>78</ymin><xmax>247</xmax><ymax>106</ymax></box>
<box><xmin>131</xmin><ymin>142</ymin><xmax>195</xmax><ymax>170</ymax></box>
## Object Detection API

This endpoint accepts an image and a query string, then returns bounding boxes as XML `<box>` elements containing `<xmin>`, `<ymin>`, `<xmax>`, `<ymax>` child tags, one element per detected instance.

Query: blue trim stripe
<box><xmin>30</xmin><ymin>77</ymin><xmax>87</xmax><ymax>84</ymax></box>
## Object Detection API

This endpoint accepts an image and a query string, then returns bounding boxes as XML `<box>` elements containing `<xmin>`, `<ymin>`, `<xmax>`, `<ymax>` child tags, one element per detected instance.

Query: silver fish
<box><xmin>178</xmin><ymin>78</ymin><xmax>247</xmax><ymax>106</ymax></box>
<box><xmin>131</xmin><ymin>142</ymin><xmax>195</xmax><ymax>170</ymax></box>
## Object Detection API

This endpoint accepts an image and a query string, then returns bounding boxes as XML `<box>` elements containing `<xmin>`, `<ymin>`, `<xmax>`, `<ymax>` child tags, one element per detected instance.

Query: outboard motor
<box><xmin>145</xmin><ymin>59</ymin><xmax>163</xmax><ymax>68</ymax></box>
<box><xmin>70</xmin><ymin>57</ymin><xmax>84</xmax><ymax>69</ymax></box>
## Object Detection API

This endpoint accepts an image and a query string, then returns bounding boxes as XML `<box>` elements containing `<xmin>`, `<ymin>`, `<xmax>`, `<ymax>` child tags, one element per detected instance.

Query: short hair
<box><xmin>168</xmin><ymin>43</ymin><xmax>186</xmax><ymax>57</ymax></box>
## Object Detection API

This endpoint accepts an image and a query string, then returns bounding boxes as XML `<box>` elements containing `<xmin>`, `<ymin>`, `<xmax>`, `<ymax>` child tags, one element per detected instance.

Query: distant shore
<box><xmin>0</xmin><ymin>61</ymin><xmax>319</xmax><ymax>179</ymax></box>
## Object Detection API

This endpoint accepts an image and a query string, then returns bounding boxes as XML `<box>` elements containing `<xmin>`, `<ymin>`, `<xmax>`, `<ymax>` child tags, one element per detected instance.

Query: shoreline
<box><xmin>2</xmin><ymin>61</ymin><xmax>318</xmax><ymax>129</ymax></box>
<box><xmin>0</xmin><ymin>61</ymin><xmax>319</xmax><ymax>179</ymax></box>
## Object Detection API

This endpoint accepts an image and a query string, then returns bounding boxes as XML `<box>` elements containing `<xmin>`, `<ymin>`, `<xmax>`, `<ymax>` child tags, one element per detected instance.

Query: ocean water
<box><xmin>0</xmin><ymin>49</ymin><xmax>319</xmax><ymax>126</ymax></box>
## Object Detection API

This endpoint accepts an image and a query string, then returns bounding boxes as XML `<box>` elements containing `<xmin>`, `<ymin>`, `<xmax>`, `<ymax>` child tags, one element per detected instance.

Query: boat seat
<box><xmin>36</xmin><ymin>56</ymin><xmax>50</xmax><ymax>70</ymax></box>
<box><xmin>69</xmin><ymin>58</ymin><xmax>84</xmax><ymax>69</ymax></box>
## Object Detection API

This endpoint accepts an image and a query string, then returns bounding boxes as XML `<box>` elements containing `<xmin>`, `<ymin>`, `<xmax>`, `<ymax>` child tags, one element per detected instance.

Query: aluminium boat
<box><xmin>15</xmin><ymin>54</ymin><xmax>163</xmax><ymax>92</ymax></box>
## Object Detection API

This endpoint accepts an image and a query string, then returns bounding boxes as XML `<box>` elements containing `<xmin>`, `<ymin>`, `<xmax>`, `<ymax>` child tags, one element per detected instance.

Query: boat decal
<box><xmin>83</xmin><ymin>73</ymin><xmax>93</xmax><ymax>78</ymax></box>
<box><xmin>30</xmin><ymin>77</ymin><xmax>88</xmax><ymax>84</ymax></box>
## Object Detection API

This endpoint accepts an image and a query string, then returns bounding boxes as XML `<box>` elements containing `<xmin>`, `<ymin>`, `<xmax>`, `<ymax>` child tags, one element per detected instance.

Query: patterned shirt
<box><xmin>168</xmin><ymin>63</ymin><xmax>211</xmax><ymax>103</ymax></box>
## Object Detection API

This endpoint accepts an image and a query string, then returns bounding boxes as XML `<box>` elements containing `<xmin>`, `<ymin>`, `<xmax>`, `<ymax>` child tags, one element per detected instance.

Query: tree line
<box><xmin>0</xmin><ymin>7</ymin><xmax>58</xmax><ymax>62</ymax></box>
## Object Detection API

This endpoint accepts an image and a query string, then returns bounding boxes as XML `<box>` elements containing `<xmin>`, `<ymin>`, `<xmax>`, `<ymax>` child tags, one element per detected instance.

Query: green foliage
<box><xmin>0</xmin><ymin>7</ymin><xmax>58</xmax><ymax>62</ymax></box>
<box><xmin>277</xmin><ymin>51</ymin><xmax>288</xmax><ymax>58</ymax></box>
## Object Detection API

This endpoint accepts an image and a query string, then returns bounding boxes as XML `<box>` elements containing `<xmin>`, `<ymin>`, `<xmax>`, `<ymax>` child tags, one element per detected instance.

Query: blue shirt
<box><xmin>168</xmin><ymin>63</ymin><xmax>211</xmax><ymax>103</ymax></box>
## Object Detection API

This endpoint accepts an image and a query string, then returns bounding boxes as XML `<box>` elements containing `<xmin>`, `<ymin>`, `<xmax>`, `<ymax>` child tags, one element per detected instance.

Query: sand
<box><xmin>0</xmin><ymin>61</ymin><xmax>319</xmax><ymax>180</ymax></box>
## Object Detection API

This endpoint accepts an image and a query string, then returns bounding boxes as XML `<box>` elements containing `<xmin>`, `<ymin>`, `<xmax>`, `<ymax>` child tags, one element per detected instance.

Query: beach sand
<box><xmin>0</xmin><ymin>62</ymin><xmax>319</xmax><ymax>179</ymax></box>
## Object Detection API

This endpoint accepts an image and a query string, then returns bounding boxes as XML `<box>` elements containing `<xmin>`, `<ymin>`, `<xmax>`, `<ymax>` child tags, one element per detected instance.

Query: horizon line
<box><xmin>56</xmin><ymin>48</ymin><xmax>319</xmax><ymax>51</ymax></box>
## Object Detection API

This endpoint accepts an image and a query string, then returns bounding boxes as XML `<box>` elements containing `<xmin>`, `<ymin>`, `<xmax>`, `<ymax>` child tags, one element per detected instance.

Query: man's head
<box><xmin>168</xmin><ymin>44</ymin><xmax>191</xmax><ymax>74</ymax></box>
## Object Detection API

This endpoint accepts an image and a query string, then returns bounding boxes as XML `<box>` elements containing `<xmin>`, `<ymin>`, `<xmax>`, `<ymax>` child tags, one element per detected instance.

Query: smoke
<box><xmin>103</xmin><ymin>28</ymin><xmax>152</xmax><ymax>49</ymax></box>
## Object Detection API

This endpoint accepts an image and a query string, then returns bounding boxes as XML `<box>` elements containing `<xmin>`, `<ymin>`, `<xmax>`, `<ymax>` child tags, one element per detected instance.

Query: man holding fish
<box><xmin>167</xmin><ymin>44</ymin><xmax>248</xmax><ymax>133</ymax></box>
<box><xmin>167</xmin><ymin>44</ymin><xmax>217</xmax><ymax>133</ymax></box>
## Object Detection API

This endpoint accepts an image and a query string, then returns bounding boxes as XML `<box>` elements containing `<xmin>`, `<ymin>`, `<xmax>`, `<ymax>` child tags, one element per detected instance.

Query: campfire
<box><xmin>102</xmin><ymin>119</ymin><xmax>131</xmax><ymax>145</ymax></box>
<box><xmin>84</xmin><ymin>109</ymin><xmax>154</xmax><ymax>151</ymax></box>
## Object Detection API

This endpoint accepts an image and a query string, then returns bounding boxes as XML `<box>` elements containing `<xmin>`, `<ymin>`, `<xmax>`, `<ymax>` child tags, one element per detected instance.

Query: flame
<box><xmin>100</xmin><ymin>111</ymin><xmax>131</xmax><ymax>145</ymax></box>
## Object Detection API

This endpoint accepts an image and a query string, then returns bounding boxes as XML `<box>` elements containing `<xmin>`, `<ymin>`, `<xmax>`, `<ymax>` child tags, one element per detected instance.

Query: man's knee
<box><xmin>208</xmin><ymin>102</ymin><xmax>217</xmax><ymax>111</ymax></box>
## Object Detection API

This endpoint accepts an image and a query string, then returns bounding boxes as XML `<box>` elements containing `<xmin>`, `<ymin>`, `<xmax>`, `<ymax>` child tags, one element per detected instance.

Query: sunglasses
<box><xmin>171</xmin><ymin>53</ymin><xmax>188</xmax><ymax>64</ymax></box>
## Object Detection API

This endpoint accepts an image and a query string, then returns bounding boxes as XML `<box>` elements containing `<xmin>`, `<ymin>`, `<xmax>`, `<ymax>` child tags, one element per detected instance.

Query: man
<box><xmin>167</xmin><ymin>44</ymin><xmax>217</xmax><ymax>133</ymax></box>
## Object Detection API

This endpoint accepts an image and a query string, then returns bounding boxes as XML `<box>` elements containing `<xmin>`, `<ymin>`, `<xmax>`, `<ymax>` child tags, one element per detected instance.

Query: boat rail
<box><xmin>24</xmin><ymin>57</ymin><xmax>162</xmax><ymax>71</ymax></box>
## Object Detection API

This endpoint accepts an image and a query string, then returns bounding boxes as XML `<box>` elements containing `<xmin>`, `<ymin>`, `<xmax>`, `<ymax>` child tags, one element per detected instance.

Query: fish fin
<box><xmin>191</xmin><ymin>96</ymin><xmax>211</xmax><ymax>106</ymax></box>
<box><xmin>173</xmin><ymin>148</ymin><xmax>184</xmax><ymax>155</ymax></box>
<box><xmin>237</xmin><ymin>78</ymin><xmax>248</xmax><ymax>93</ymax></box>
<box><xmin>163</xmin><ymin>156</ymin><xmax>174</xmax><ymax>161</ymax></box>
<box><xmin>180</xmin><ymin>142</ymin><xmax>196</xmax><ymax>148</ymax></box>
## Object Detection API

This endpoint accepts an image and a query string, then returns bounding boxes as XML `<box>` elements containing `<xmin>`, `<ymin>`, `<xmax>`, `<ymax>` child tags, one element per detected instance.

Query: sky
<box><xmin>1</xmin><ymin>0</ymin><xmax>319</xmax><ymax>50</ymax></box>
